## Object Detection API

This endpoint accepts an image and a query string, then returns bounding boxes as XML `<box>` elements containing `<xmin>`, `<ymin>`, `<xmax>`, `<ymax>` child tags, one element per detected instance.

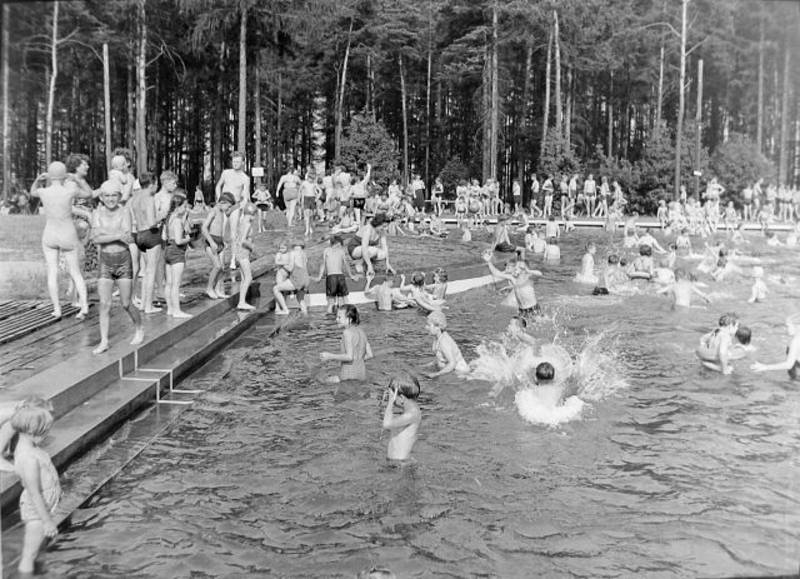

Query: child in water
<box><xmin>364</xmin><ymin>272</ymin><xmax>412</xmax><ymax>311</ymax></box>
<box><xmin>514</xmin><ymin>362</ymin><xmax>584</xmax><ymax>427</ymax></box>
<box><xmin>593</xmin><ymin>254</ymin><xmax>626</xmax><ymax>295</ymax></box>
<box><xmin>747</xmin><ymin>266</ymin><xmax>767</xmax><ymax>304</ymax></box>
<box><xmin>382</xmin><ymin>372</ymin><xmax>421</xmax><ymax>461</ymax></box>
<box><xmin>319</xmin><ymin>305</ymin><xmax>373</xmax><ymax>382</ymax></box>
<box><xmin>696</xmin><ymin>312</ymin><xmax>739</xmax><ymax>374</ymax></box>
<box><xmin>401</xmin><ymin>271</ymin><xmax>445</xmax><ymax>312</ymax></box>
<box><xmin>575</xmin><ymin>242</ymin><xmax>598</xmax><ymax>284</ymax></box>
<box><xmin>543</xmin><ymin>237</ymin><xmax>560</xmax><ymax>261</ymax></box>
<box><xmin>751</xmin><ymin>314</ymin><xmax>800</xmax><ymax>378</ymax></box>
<box><xmin>656</xmin><ymin>268</ymin><xmax>711</xmax><ymax>308</ymax></box>
<box><xmin>13</xmin><ymin>404</ymin><xmax>61</xmax><ymax>575</ymax></box>
<box><xmin>483</xmin><ymin>251</ymin><xmax>543</xmax><ymax>318</ymax></box>
<box><xmin>426</xmin><ymin>267</ymin><xmax>448</xmax><ymax>301</ymax></box>
<box><xmin>425</xmin><ymin>310</ymin><xmax>469</xmax><ymax>377</ymax></box>
<box><xmin>628</xmin><ymin>244</ymin><xmax>654</xmax><ymax>280</ymax></box>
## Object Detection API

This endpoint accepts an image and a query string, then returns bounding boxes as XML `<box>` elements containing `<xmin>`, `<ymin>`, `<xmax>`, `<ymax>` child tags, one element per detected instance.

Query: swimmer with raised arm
<box><xmin>364</xmin><ymin>272</ymin><xmax>412</xmax><ymax>311</ymax></box>
<box><xmin>751</xmin><ymin>314</ymin><xmax>800</xmax><ymax>378</ymax></box>
<box><xmin>696</xmin><ymin>312</ymin><xmax>739</xmax><ymax>374</ymax></box>
<box><xmin>483</xmin><ymin>250</ymin><xmax>543</xmax><ymax>318</ymax></box>
<box><xmin>382</xmin><ymin>372</ymin><xmax>421</xmax><ymax>461</ymax></box>
<box><xmin>425</xmin><ymin>311</ymin><xmax>469</xmax><ymax>378</ymax></box>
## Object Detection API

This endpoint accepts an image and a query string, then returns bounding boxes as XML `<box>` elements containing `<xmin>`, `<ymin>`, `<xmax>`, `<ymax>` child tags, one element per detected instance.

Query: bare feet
<box><xmin>76</xmin><ymin>308</ymin><xmax>89</xmax><ymax>321</ymax></box>
<box><xmin>205</xmin><ymin>290</ymin><xmax>219</xmax><ymax>299</ymax></box>
<box><xmin>51</xmin><ymin>310</ymin><xmax>62</xmax><ymax>319</ymax></box>
<box><xmin>131</xmin><ymin>328</ymin><xmax>144</xmax><ymax>345</ymax></box>
<box><xmin>274</xmin><ymin>308</ymin><xmax>289</xmax><ymax>315</ymax></box>
<box><xmin>171</xmin><ymin>311</ymin><xmax>192</xmax><ymax>319</ymax></box>
<box><xmin>237</xmin><ymin>303</ymin><xmax>255</xmax><ymax>311</ymax></box>
<box><xmin>92</xmin><ymin>342</ymin><xmax>109</xmax><ymax>355</ymax></box>
<box><xmin>216</xmin><ymin>292</ymin><xmax>230</xmax><ymax>299</ymax></box>
<box><xmin>143</xmin><ymin>306</ymin><xmax>162</xmax><ymax>314</ymax></box>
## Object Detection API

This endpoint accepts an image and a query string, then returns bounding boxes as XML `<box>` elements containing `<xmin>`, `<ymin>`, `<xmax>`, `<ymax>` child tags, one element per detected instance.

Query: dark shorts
<box><xmin>592</xmin><ymin>286</ymin><xmax>610</xmax><ymax>296</ymax></box>
<box><xmin>99</xmin><ymin>249</ymin><xmax>133</xmax><ymax>280</ymax></box>
<box><xmin>206</xmin><ymin>234</ymin><xmax>224</xmax><ymax>253</ymax></box>
<box><xmin>256</xmin><ymin>203</ymin><xmax>270</xmax><ymax>211</ymax></box>
<box><xmin>518</xmin><ymin>304</ymin><xmax>542</xmax><ymax>320</ymax></box>
<box><xmin>352</xmin><ymin>197</ymin><xmax>366</xmax><ymax>210</ymax></box>
<box><xmin>303</xmin><ymin>196</ymin><xmax>316</xmax><ymax>210</ymax></box>
<box><xmin>325</xmin><ymin>273</ymin><xmax>349</xmax><ymax>298</ymax></box>
<box><xmin>495</xmin><ymin>242</ymin><xmax>516</xmax><ymax>253</ymax></box>
<box><xmin>164</xmin><ymin>242</ymin><xmax>187</xmax><ymax>265</ymax></box>
<box><xmin>136</xmin><ymin>227</ymin><xmax>162</xmax><ymax>251</ymax></box>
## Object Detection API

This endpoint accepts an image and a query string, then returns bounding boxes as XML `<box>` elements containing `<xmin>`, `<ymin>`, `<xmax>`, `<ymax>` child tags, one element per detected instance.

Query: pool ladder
<box><xmin>119</xmin><ymin>350</ymin><xmax>200</xmax><ymax>405</ymax></box>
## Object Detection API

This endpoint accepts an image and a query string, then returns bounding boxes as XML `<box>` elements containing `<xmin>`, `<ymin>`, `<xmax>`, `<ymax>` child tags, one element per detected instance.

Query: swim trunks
<box><xmin>206</xmin><ymin>234</ymin><xmax>224</xmax><ymax>253</ymax></box>
<box><xmin>495</xmin><ymin>242</ymin><xmax>516</xmax><ymax>253</ymax></box>
<box><xmin>98</xmin><ymin>249</ymin><xmax>133</xmax><ymax>280</ymax></box>
<box><xmin>592</xmin><ymin>287</ymin><xmax>610</xmax><ymax>295</ymax></box>
<box><xmin>136</xmin><ymin>227</ymin><xmax>162</xmax><ymax>251</ymax></box>
<box><xmin>164</xmin><ymin>241</ymin><xmax>187</xmax><ymax>265</ymax></box>
<box><xmin>518</xmin><ymin>304</ymin><xmax>542</xmax><ymax>320</ymax></box>
<box><xmin>787</xmin><ymin>347</ymin><xmax>799</xmax><ymax>380</ymax></box>
<box><xmin>326</xmin><ymin>273</ymin><xmax>349</xmax><ymax>298</ymax></box>
<box><xmin>256</xmin><ymin>203</ymin><xmax>270</xmax><ymax>211</ymax></box>
<box><xmin>303</xmin><ymin>196</ymin><xmax>316</xmax><ymax>210</ymax></box>
<box><xmin>352</xmin><ymin>198</ymin><xmax>366</xmax><ymax>210</ymax></box>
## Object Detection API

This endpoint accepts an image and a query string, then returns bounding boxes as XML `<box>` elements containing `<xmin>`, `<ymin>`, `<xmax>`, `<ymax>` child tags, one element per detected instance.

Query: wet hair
<box><xmin>65</xmin><ymin>153</ymin><xmax>90</xmax><ymax>174</ymax></box>
<box><xmin>718</xmin><ymin>312</ymin><xmax>739</xmax><ymax>327</ymax></box>
<box><xmin>11</xmin><ymin>405</ymin><xmax>54</xmax><ymax>438</ymax></box>
<box><xmin>638</xmin><ymin>244</ymin><xmax>652</xmax><ymax>256</ymax></box>
<box><xmin>371</xmin><ymin>213</ymin><xmax>390</xmax><ymax>227</ymax></box>
<box><xmin>388</xmin><ymin>372</ymin><xmax>420</xmax><ymax>400</ymax></box>
<box><xmin>735</xmin><ymin>326</ymin><xmax>751</xmax><ymax>346</ymax></box>
<box><xmin>427</xmin><ymin>310</ymin><xmax>447</xmax><ymax>330</ymax></box>
<box><xmin>434</xmin><ymin>267</ymin><xmax>448</xmax><ymax>282</ymax></box>
<box><xmin>165</xmin><ymin>194</ymin><xmax>187</xmax><ymax>225</ymax></box>
<box><xmin>607</xmin><ymin>254</ymin><xmax>619</xmax><ymax>265</ymax></box>
<box><xmin>411</xmin><ymin>271</ymin><xmax>426</xmax><ymax>287</ymax></box>
<box><xmin>218</xmin><ymin>192</ymin><xmax>236</xmax><ymax>206</ymax></box>
<box><xmin>138</xmin><ymin>171</ymin><xmax>155</xmax><ymax>189</ymax></box>
<box><xmin>330</xmin><ymin>234</ymin><xmax>343</xmax><ymax>246</ymax></box>
<box><xmin>535</xmin><ymin>362</ymin><xmax>555</xmax><ymax>383</ymax></box>
<box><xmin>619</xmin><ymin>257</ymin><xmax>628</xmax><ymax>267</ymax></box>
<box><xmin>340</xmin><ymin>304</ymin><xmax>360</xmax><ymax>325</ymax></box>
<box><xmin>160</xmin><ymin>170</ymin><xmax>178</xmax><ymax>184</ymax></box>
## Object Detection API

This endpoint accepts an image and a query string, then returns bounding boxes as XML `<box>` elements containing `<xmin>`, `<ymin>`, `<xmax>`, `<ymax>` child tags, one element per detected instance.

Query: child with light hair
<box><xmin>425</xmin><ymin>311</ymin><xmax>469</xmax><ymax>377</ymax></box>
<box><xmin>382</xmin><ymin>372</ymin><xmax>421</xmax><ymax>460</ymax></box>
<box><xmin>12</xmin><ymin>404</ymin><xmax>61</xmax><ymax>575</ymax></box>
<box><xmin>748</xmin><ymin>266</ymin><xmax>767</xmax><ymax>304</ymax></box>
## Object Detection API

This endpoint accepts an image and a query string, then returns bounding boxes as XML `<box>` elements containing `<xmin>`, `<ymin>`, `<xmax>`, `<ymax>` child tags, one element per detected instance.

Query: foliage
<box><xmin>537</xmin><ymin>132</ymin><xmax>582</xmax><ymax>179</ymax></box>
<box><xmin>437</xmin><ymin>156</ymin><xmax>470</xmax><ymax>197</ymax></box>
<box><xmin>591</xmin><ymin>144</ymin><xmax>641</xmax><ymax>200</ymax></box>
<box><xmin>337</xmin><ymin>112</ymin><xmax>399</xmax><ymax>187</ymax></box>
<box><xmin>709</xmin><ymin>132</ymin><xmax>776</xmax><ymax>199</ymax></box>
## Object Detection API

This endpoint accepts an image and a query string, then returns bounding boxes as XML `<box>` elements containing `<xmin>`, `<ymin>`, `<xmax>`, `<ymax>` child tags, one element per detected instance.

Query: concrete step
<box><xmin>0</xmin><ymin>303</ymin><xmax>264</xmax><ymax>516</ymax></box>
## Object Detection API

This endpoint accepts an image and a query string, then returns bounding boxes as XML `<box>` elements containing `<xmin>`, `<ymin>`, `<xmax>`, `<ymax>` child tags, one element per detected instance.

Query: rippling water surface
<box><xmin>45</xmin><ymin>231</ymin><xmax>800</xmax><ymax>578</ymax></box>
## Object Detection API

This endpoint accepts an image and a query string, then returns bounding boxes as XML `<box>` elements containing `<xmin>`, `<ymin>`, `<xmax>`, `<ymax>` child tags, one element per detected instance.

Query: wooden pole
<box><xmin>45</xmin><ymin>1</ymin><xmax>59</xmax><ymax>166</ymax></box>
<box><xmin>2</xmin><ymin>4</ymin><xmax>9</xmax><ymax>201</ymax></box>
<box><xmin>694</xmin><ymin>58</ymin><xmax>703</xmax><ymax>198</ymax></box>
<box><xmin>674</xmin><ymin>0</ymin><xmax>688</xmax><ymax>201</ymax></box>
<box><xmin>103</xmin><ymin>43</ymin><xmax>112</xmax><ymax>172</ymax></box>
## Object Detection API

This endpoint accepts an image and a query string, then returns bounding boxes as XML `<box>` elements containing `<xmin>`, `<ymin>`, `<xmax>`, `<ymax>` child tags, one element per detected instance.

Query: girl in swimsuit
<box><xmin>320</xmin><ymin>305</ymin><xmax>373</xmax><ymax>382</ymax></box>
<box><xmin>91</xmin><ymin>182</ymin><xmax>144</xmax><ymax>354</ymax></box>
<box><xmin>164</xmin><ymin>195</ymin><xmax>192</xmax><ymax>319</ymax></box>
<box><xmin>751</xmin><ymin>314</ymin><xmax>800</xmax><ymax>379</ymax></box>
<box><xmin>425</xmin><ymin>310</ymin><xmax>469</xmax><ymax>378</ymax></box>
<box><xmin>12</xmin><ymin>404</ymin><xmax>61</xmax><ymax>575</ymax></box>
<box><xmin>31</xmin><ymin>162</ymin><xmax>90</xmax><ymax>319</ymax></box>
<box><xmin>349</xmin><ymin>213</ymin><xmax>395</xmax><ymax>275</ymax></box>
<box><xmin>273</xmin><ymin>241</ymin><xmax>310</xmax><ymax>314</ymax></box>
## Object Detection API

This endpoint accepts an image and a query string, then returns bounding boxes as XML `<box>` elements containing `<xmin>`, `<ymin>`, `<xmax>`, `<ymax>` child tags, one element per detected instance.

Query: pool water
<box><xmin>44</xmin><ymin>230</ymin><xmax>800</xmax><ymax>578</ymax></box>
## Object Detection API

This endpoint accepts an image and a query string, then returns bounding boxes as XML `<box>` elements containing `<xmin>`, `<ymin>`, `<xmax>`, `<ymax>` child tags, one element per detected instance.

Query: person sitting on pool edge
<box><xmin>751</xmin><ymin>314</ymin><xmax>800</xmax><ymax>379</ymax></box>
<box><xmin>382</xmin><ymin>372</ymin><xmax>421</xmax><ymax>461</ymax></box>
<box><xmin>425</xmin><ymin>311</ymin><xmax>469</xmax><ymax>378</ymax></box>
<box><xmin>696</xmin><ymin>312</ymin><xmax>739</xmax><ymax>374</ymax></box>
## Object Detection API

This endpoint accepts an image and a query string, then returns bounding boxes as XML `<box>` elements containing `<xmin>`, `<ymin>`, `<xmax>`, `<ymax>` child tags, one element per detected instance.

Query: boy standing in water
<box><xmin>382</xmin><ymin>372</ymin><xmax>421</xmax><ymax>461</ymax></box>
<box><xmin>656</xmin><ymin>268</ymin><xmax>711</xmax><ymax>308</ymax></box>
<box><xmin>483</xmin><ymin>251</ymin><xmax>543</xmax><ymax>318</ymax></box>
<box><xmin>315</xmin><ymin>235</ymin><xmax>358</xmax><ymax>314</ymax></box>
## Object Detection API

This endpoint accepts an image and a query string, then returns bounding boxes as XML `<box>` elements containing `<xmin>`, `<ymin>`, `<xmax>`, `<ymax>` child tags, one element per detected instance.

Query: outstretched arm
<box><xmin>752</xmin><ymin>338</ymin><xmax>800</xmax><ymax>372</ymax></box>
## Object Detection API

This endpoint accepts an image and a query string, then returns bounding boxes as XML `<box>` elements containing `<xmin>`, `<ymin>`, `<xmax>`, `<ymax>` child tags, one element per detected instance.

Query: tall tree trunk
<box><xmin>213</xmin><ymin>41</ymin><xmax>225</xmax><ymax>182</ymax></box>
<box><xmin>694</xmin><ymin>58</ymin><xmax>703</xmax><ymax>198</ymax></box>
<box><xmin>756</xmin><ymin>14</ymin><xmax>764</xmax><ymax>152</ymax></box>
<box><xmin>399</xmin><ymin>53</ymin><xmax>409</xmax><ymax>188</ymax></box>
<box><xmin>366</xmin><ymin>52</ymin><xmax>373</xmax><ymax>118</ymax></box>
<box><xmin>334</xmin><ymin>18</ymin><xmax>353</xmax><ymax>161</ymax></box>
<box><xmin>656</xmin><ymin>41</ymin><xmax>664</xmax><ymax>132</ymax></box>
<box><xmin>541</xmin><ymin>28</ymin><xmax>552</xmax><ymax>152</ymax></box>
<box><xmin>489</xmin><ymin>1</ymin><xmax>498</xmax><ymax>181</ymax></box>
<box><xmin>103</xmin><ymin>43</ymin><xmax>112</xmax><ymax>171</ymax></box>
<box><xmin>779</xmin><ymin>41</ymin><xmax>791</xmax><ymax>186</ymax></box>
<box><xmin>553</xmin><ymin>9</ymin><xmax>562</xmax><ymax>140</ymax></box>
<box><xmin>237</xmin><ymin>1</ymin><xmax>247</xmax><ymax>155</ymax></box>
<box><xmin>607</xmin><ymin>74</ymin><xmax>613</xmax><ymax>157</ymax></box>
<box><xmin>45</xmin><ymin>1</ymin><xmax>59</xmax><ymax>166</ymax></box>
<box><xmin>565</xmin><ymin>66</ymin><xmax>572</xmax><ymax>150</ymax></box>
<box><xmin>135</xmin><ymin>0</ymin><xmax>147</xmax><ymax>176</ymax></box>
<box><xmin>425</xmin><ymin>0</ymin><xmax>433</xmax><ymax>194</ymax></box>
<box><xmin>674</xmin><ymin>0</ymin><xmax>688</xmax><ymax>200</ymax></box>
<box><xmin>519</xmin><ymin>38</ymin><xmax>533</xmax><ymax>204</ymax></box>
<box><xmin>2</xmin><ymin>4</ymin><xmax>10</xmax><ymax>200</ymax></box>
<box><xmin>482</xmin><ymin>44</ymin><xmax>490</xmax><ymax>180</ymax></box>
<box><xmin>254</xmin><ymin>51</ymin><xmax>261</xmax><ymax>167</ymax></box>
<box><xmin>127</xmin><ymin>60</ymin><xmax>135</xmax><ymax>152</ymax></box>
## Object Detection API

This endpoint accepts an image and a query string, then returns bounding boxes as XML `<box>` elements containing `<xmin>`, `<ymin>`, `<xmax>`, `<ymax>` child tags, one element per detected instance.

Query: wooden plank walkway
<box><xmin>0</xmin><ymin>301</ymin><xmax>81</xmax><ymax>345</ymax></box>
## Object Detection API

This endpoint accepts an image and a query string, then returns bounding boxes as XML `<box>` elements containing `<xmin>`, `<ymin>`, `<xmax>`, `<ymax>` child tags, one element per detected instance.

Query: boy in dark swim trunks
<box><xmin>202</xmin><ymin>192</ymin><xmax>235</xmax><ymax>299</ymax></box>
<box><xmin>315</xmin><ymin>235</ymin><xmax>359</xmax><ymax>314</ymax></box>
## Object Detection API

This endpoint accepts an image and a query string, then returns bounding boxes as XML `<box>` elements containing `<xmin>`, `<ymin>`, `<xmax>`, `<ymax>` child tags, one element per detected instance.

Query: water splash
<box><xmin>468</xmin><ymin>326</ymin><xmax>628</xmax><ymax>426</ymax></box>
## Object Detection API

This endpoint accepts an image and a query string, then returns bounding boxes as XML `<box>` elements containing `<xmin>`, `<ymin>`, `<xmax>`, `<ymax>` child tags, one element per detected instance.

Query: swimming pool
<box><xmin>44</xmin><ymin>230</ymin><xmax>800</xmax><ymax>577</ymax></box>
